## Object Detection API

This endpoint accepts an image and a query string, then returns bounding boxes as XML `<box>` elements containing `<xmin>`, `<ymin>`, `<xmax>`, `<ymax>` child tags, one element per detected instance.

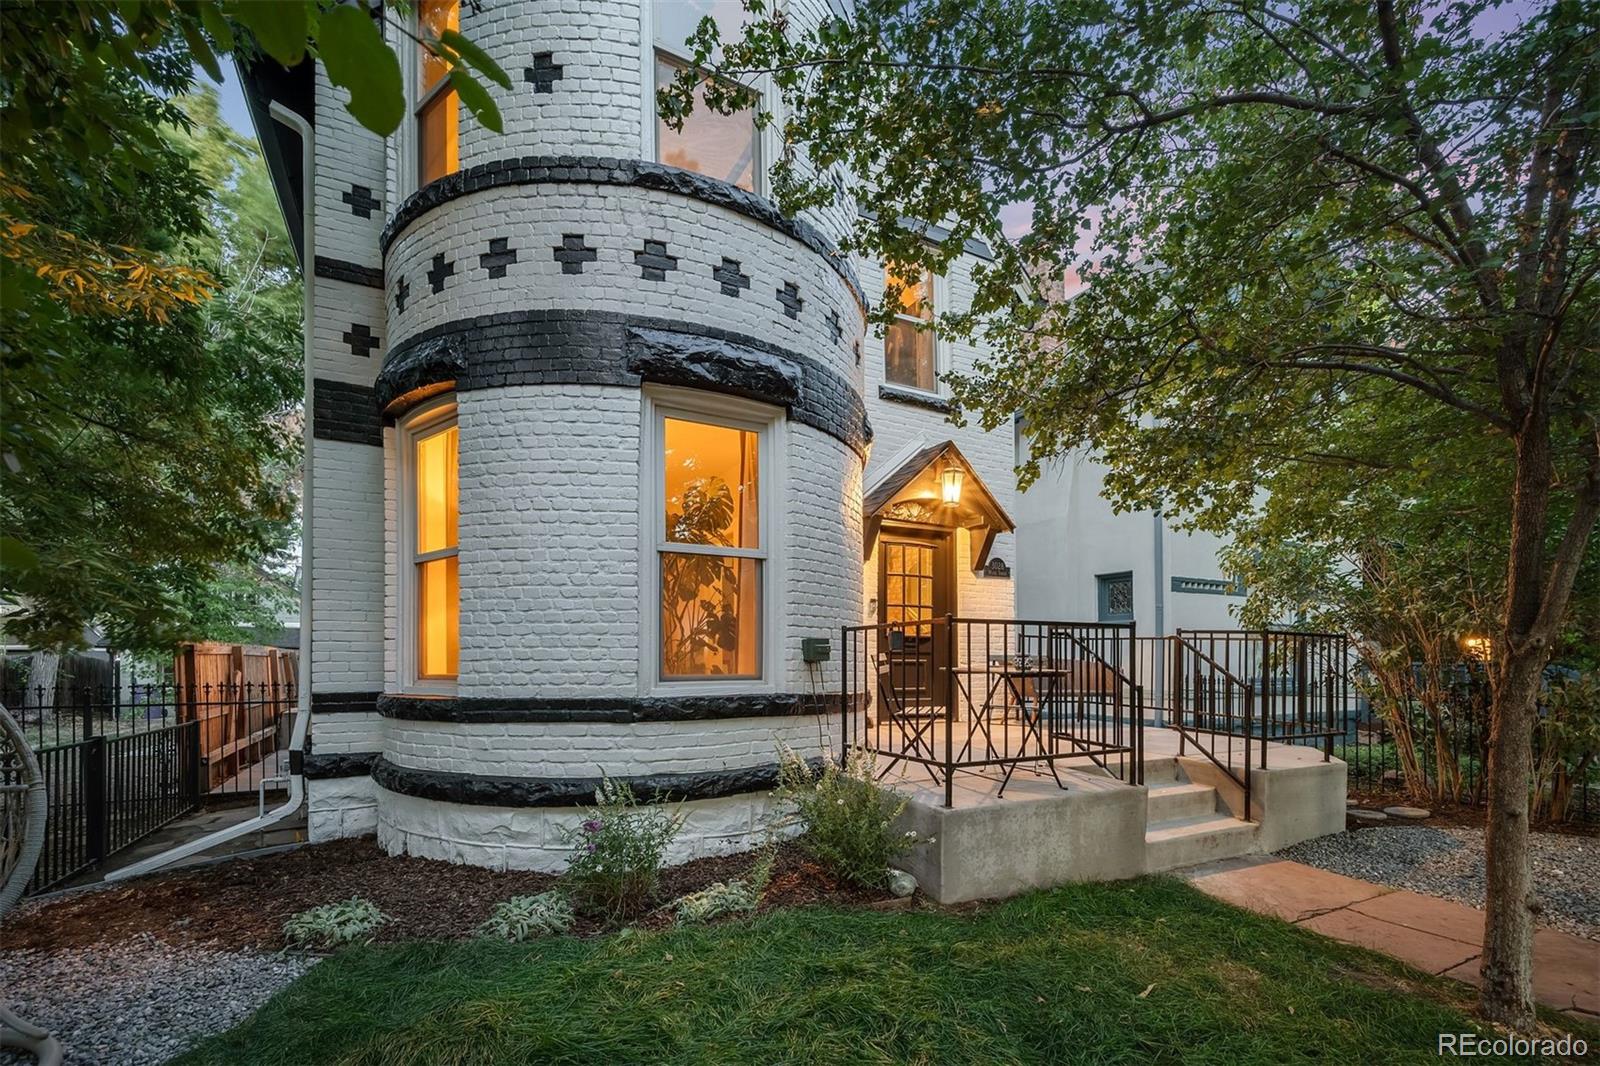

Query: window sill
<box><xmin>879</xmin><ymin>384</ymin><xmax>953</xmax><ymax>414</ymax></box>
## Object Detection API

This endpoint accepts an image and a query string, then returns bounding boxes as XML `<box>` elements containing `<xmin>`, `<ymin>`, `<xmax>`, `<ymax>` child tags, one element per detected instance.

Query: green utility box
<box><xmin>800</xmin><ymin>637</ymin><xmax>831</xmax><ymax>663</ymax></box>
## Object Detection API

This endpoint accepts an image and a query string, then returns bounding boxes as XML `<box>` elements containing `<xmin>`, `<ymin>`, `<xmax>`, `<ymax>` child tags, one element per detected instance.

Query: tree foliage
<box><xmin>672</xmin><ymin>0</ymin><xmax>1598</xmax><ymax>1029</ymax></box>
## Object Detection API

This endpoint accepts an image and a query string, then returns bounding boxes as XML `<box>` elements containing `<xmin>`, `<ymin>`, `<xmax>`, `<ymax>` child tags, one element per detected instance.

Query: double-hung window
<box><xmin>651</xmin><ymin>397</ymin><xmax>771</xmax><ymax>682</ymax></box>
<box><xmin>404</xmin><ymin>405</ymin><xmax>459</xmax><ymax>686</ymax></box>
<box><xmin>415</xmin><ymin>0</ymin><xmax>460</xmax><ymax>187</ymax></box>
<box><xmin>652</xmin><ymin>0</ymin><xmax>760</xmax><ymax>192</ymax></box>
<box><xmin>884</xmin><ymin>264</ymin><xmax>937</xmax><ymax>393</ymax></box>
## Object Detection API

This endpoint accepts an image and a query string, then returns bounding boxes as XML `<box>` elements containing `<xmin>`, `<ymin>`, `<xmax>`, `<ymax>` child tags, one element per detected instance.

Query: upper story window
<box><xmin>404</xmin><ymin>404</ymin><xmax>459</xmax><ymax>687</ymax></box>
<box><xmin>885</xmin><ymin>265</ymin><xmax>936</xmax><ymax>393</ymax></box>
<box><xmin>653</xmin><ymin>0</ymin><xmax>759</xmax><ymax>192</ymax></box>
<box><xmin>652</xmin><ymin>399</ymin><xmax>771</xmax><ymax>682</ymax></box>
<box><xmin>416</xmin><ymin>0</ymin><xmax>460</xmax><ymax>186</ymax></box>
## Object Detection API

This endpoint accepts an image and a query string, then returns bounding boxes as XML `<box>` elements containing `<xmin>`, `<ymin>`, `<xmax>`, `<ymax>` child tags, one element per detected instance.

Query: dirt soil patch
<box><xmin>2</xmin><ymin>839</ymin><xmax>895</xmax><ymax>952</ymax></box>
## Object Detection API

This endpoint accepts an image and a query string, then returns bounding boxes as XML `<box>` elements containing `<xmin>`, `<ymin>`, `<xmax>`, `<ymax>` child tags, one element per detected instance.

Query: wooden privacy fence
<box><xmin>174</xmin><ymin>643</ymin><xmax>298</xmax><ymax>792</ymax></box>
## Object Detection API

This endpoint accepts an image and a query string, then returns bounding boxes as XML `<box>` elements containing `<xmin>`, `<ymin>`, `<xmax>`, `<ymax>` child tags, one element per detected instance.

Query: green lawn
<box><xmin>179</xmin><ymin>877</ymin><xmax>1585</xmax><ymax>1065</ymax></box>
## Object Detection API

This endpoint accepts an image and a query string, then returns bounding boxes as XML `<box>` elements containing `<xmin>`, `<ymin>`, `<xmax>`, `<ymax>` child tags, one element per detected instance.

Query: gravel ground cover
<box><xmin>0</xmin><ymin>934</ymin><xmax>315</xmax><ymax>1066</ymax></box>
<box><xmin>1277</xmin><ymin>824</ymin><xmax>1600</xmax><ymax>941</ymax></box>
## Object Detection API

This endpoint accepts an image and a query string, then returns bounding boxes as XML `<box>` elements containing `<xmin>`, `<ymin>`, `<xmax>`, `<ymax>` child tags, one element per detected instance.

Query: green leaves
<box><xmin>436</xmin><ymin>28</ymin><xmax>511</xmax><ymax>134</ymax></box>
<box><xmin>229</xmin><ymin>1</ymin><xmax>307</xmax><ymax>67</ymax></box>
<box><xmin>316</xmin><ymin>3</ymin><xmax>404</xmax><ymax>135</ymax></box>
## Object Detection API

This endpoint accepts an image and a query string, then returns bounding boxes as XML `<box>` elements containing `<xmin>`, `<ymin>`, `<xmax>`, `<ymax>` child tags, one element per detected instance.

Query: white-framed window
<box><xmin>642</xmin><ymin>388</ymin><xmax>782</xmax><ymax>689</ymax></box>
<box><xmin>399</xmin><ymin>399</ymin><xmax>459</xmax><ymax>691</ymax></box>
<box><xmin>884</xmin><ymin>263</ymin><xmax>940</xmax><ymax>394</ymax></box>
<box><xmin>646</xmin><ymin>0</ymin><xmax>764</xmax><ymax>193</ymax></box>
<box><xmin>412</xmin><ymin>0</ymin><xmax>460</xmax><ymax>189</ymax></box>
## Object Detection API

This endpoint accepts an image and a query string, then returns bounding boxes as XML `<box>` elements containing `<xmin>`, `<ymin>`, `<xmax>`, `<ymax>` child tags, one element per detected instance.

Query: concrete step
<box><xmin>1141</xmin><ymin>756</ymin><xmax>1185</xmax><ymax>785</ymax></box>
<box><xmin>1144</xmin><ymin>814</ymin><xmax>1256</xmax><ymax>873</ymax></box>
<box><xmin>1146</xmin><ymin>782</ymin><xmax>1218</xmax><ymax>823</ymax></box>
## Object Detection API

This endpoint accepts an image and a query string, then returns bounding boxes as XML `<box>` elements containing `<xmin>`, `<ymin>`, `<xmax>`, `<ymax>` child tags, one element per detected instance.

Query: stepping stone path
<box><xmin>1347</xmin><ymin>809</ymin><xmax>1389</xmax><ymax>823</ymax></box>
<box><xmin>1383</xmin><ymin>806</ymin><xmax>1432</xmax><ymax>820</ymax></box>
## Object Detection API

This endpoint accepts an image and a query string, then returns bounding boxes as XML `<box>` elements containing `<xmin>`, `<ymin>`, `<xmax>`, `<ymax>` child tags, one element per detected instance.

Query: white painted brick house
<box><xmin>242</xmin><ymin>0</ymin><xmax>1019</xmax><ymax>870</ymax></box>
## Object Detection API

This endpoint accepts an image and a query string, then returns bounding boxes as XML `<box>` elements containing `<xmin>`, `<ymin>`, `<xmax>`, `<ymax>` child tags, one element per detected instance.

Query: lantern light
<box><xmin>940</xmin><ymin>465</ymin><xmax>964</xmax><ymax>505</ymax></box>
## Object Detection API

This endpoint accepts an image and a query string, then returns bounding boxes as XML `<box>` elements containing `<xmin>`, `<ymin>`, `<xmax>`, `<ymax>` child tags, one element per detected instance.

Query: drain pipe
<box><xmin>1152</xmin><ymin>510</ymin><xmax>1166</xmax><ymax>727</ymax></box>
<box><xmin>110</xmin><ymin>99</ymin><xmax>316</xmax><ymax>882</ymax></box>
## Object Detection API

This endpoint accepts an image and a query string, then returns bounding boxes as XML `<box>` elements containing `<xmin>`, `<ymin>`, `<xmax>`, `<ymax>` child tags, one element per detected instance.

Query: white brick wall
<box><xmin>384</xmin><ymin>716</ymin><xmax>831</xmax><ymax>776</ymax></box>
<box><xmin>310</xmin><ymin>438</ymin><xmax>385</xmax><ymax>690</ymax></box>
<box><xmin>307</xmin><ymin>776</ymin><xmax>379</xmax><ymax>842</ymax></box>
<box><xmin>384</xmin><ymin>182</ymin><xmax>863</xmax><ymax>391</ymax></box>
<box><xmin>455</xmin><ymin>385</ymin><xmax>642</xmax><ymax>695</ymax></box>
<box><xmin>309</xmin><ymin>712</ymin><xmax>383</xmax><ymax>754</ymax></box>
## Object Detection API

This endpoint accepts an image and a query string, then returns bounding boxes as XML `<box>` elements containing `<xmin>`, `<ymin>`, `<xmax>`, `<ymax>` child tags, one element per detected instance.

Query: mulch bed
<box><xmin>1</xmin><ymin>839</ymin><xmax>897</xmax><ymax>953</ymax></box>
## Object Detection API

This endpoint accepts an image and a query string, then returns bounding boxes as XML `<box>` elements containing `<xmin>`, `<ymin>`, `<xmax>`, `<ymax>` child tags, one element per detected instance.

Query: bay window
<box><xmin>416</xmin><ymin>0</ymin><xmax>460</xmax><ymax>187</ymax></box>
<box><xmin>884</xmin><ymin>265</ymin><xmax>937</xmax><ymax>393</ymax></box>
<box><xmin>649</xmin><ymin>394</ymin><xmax>774</xmax><ymax>683</ymax></box>
<box><xmin>403</xmin><ymin>404</ymin><xmax>459</xmax><ymax>687</ymax></box>
<box><xmin>652</xmin><ymin>0</ymin><xmax>760</xmax><ymax>192</ymax></box>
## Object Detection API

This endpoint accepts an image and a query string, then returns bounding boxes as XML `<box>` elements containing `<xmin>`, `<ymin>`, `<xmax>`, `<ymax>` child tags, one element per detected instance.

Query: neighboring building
<box><xmin>1015</xmin><ymin>446</ymin><xmax>1242</xmax><ymax>635</ymax></box>
<box><xmin>243</xmin><ymin>0</ymin><xmax>1015</xmax><ymax>870</ymax></box>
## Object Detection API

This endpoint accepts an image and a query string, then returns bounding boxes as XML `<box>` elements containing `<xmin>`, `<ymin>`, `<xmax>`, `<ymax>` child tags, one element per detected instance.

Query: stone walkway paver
<box><xmin>1185</xmin><ymin>856</ymin><xmax>1600</xmax><ymax>1020</ymax></box>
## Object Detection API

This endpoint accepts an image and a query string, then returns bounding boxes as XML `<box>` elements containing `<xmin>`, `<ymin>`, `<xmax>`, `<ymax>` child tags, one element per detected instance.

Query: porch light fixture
<box><xmin>940</xmin><ymin>465</ymin><xmax>964</xmax><ymax>505</ymax></box>
<box><xmin>1462</xmin><ymin>635</ymin><xmax>1493</xmax><ymax>661</ymax></box>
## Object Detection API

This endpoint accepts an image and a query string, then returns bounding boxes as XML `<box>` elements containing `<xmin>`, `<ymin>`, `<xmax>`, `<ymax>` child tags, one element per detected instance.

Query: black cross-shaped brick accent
<box><xmin>479</xmin><ymin>237</ymin><xmax>518</xmax><ymax>279</ymax></box>
<box><xmin>342</xmin><ymin>323</ymin><xmax>380</xmax><ymax>358</ymax></box>
<box><xmin>712</xmin><ymin>257</ymin><xmax>750</xmax><ymax>297</ymax></box>
<box><xmin>826</xmin><ymin>309</ymin><xmax>842</xmax><ymax>345</ymax></box>
<box><xmin>393</xmin><ymin>275</ymin><xmax>410</xmax><ymax>314</ymax></box>
<box><xmin>553</xmin><ymin>234</ymin><xmax>597</xmax><ymax>275</ymax></box>
<box><xmin>525</xmin><ymin>52</ymin><xmax>563</xmax><ymax>93</ymax></box>
<box><xmin>342</xmin><ymin>183</ymin><xmax>381</xmax><ymax>218</ymax></box>
<box><xmin>635</xmin><ymin>239</ymin><xmax>678</xmax><ymax>281</ymax></box>
<box><xmin>853</xmin><ymin>339</ymin><xmax>862</xmax><ymax>365</ymax></box>
<box><xmin>427</xmin><ymin>252</ymin><xmax>456</xmax><ymax>294</ymax></box>
<box><xmin>776</xmin><ymin>281</ymin><xmax>804</xmax><ymax>319</ymax></box>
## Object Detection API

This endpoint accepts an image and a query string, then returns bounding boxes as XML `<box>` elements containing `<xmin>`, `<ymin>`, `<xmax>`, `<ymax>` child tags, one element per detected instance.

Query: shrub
<box><xmin>559</xmin><ymin>777</ymin><xmax>684</xmax><ymax>919</ymax></box>
<box><xmin>282</xmin><ymin>897</ymin><xmax>389</xmax><ymax>950</ymax></box>
<box><xmin>672</xmin><ymin>847</ymin><xmax>775</xmax><ymax>924</ymax></box>
<box><xmin>775</xmin><ymin>747</ymin><xmax>930</xmax><ymax>889</ymax></box>
<box><xmin>477</xmin><ymin>891</ymin><xmax>575</xmax><ymax>941</ymax></box>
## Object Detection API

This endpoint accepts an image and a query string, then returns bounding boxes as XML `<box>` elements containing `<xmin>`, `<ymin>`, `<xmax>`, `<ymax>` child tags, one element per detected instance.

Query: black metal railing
<box><xmin>4</xmin><ymin>680</ymin><xmax>296</xmax><ymax>799</ymax></box>
<box><xmin>841</xmin><ymin>617</ymin><xmax>1143</xmax><ymax>807</ymax></box>
<box><xmin>26</xmin><ymin>720</ymin><xmax>202</xmax><ymax>893</ymax></box>
<box><xmin>1167</xmin><ymin>629</ymin><xmax>1354</xmax><ymax>820</ymax></box>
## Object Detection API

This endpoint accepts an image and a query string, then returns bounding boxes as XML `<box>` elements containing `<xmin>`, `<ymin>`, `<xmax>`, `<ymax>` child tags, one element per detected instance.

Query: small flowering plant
<box><xmin>559</xmin><ymin>776</ymin><xmax>684</xmax><ymax>919</ymax></box>
<box><xmin>774</xmin><ymin>747</ymin><xmax>932</xmax><ymax>890</ymax></box>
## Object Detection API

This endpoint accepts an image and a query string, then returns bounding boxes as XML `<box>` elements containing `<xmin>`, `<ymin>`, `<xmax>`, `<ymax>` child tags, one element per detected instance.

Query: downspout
<box><xmin>1152</xmin><ymin>510</ymin><xmax>1165</xmax><ymax>727</ymax></box>
<box><xmin>109</xmin><ymin>100</ymin><xmax>315</xmax><ymax>882</ymax></box>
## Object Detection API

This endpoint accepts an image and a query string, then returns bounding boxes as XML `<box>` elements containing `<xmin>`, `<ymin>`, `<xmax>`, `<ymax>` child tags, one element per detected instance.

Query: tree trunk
<box><xmin>1478</xmin><ymin>419</ymin><xmax>1551</xmax><ymax>1032</ymax></box>
<box><xmin>22</xmin><ymin>650</ymin><xmax>59</xmax><ymax>714</ymax></box>
<box><xmin>1478</xmin><ymin>646</ymin><xmax>1541</xmax><ymax>1030</ymax></box>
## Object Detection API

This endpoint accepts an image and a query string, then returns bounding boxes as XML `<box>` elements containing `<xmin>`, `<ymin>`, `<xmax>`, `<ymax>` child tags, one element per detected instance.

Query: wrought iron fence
<box><xmin>5</xmin><ymin>679</ymin><xmax>296</xmax><ymax>892</ymax></box>
<box><xmin>841</xmin><ymin>617</ymin><xmax>1143</xmax><ymax>807</ymax></box>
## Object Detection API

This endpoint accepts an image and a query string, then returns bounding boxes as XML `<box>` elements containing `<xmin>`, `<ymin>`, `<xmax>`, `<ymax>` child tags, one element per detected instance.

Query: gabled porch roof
<box><xmin>863</xmin><ymin>440</ymin><xmax>1015</xmax><ymax>571</ymax></box>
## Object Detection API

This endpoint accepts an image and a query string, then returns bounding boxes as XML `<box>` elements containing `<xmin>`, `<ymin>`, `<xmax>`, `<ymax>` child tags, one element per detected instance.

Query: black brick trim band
<box><xmin>313</xmin><ymin>256</ymin><xmax>384</xmax><ymax>289</ymax></box>
<box><xmin>312</xmin><ymin>379</ymin><xmax>383</xmax><ymax>446</ymax></box>
<box><xmin>376</xmin><ymin>690</ymin><xmax>840</xmax><ymax>724</ymax></box>
<box><xmin>370</xmin><ymin>755</ymin><xmax>822</xmax><ymax>808</ymax></box>
<box><xmin>311</xmin><ymin>691</ymin><xmax>382</xmax><ymax>715</ymax></box>
<box><xmin>379</xmin><ymin>156</ymin><xmax>866</xmax><ymax>310</ymax></box>
<box><xmin>878</xmin><ymin>383</ymin><xmax>954</xmax><ymax>414</ymax></box>
<box><xmin>376</xmin><ymin>310</ymin><xmax>872</xmax><ymax>457</ymax></box>
<box><xmin>303</xmin><ymin>751</ymin><xmax>379</xmax><ymax>779</ymax></box>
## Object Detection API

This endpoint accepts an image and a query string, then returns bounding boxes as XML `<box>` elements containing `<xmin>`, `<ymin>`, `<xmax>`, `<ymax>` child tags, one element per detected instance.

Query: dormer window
<box><xmin>416</xmin><ymin>0</ymin><xmax>460</xmax><ymax>186</ymax></box>
<box><xmin>653</xmin><ymin>0</ymin><xmax>760</xmax><ymax>192</ymax></box>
